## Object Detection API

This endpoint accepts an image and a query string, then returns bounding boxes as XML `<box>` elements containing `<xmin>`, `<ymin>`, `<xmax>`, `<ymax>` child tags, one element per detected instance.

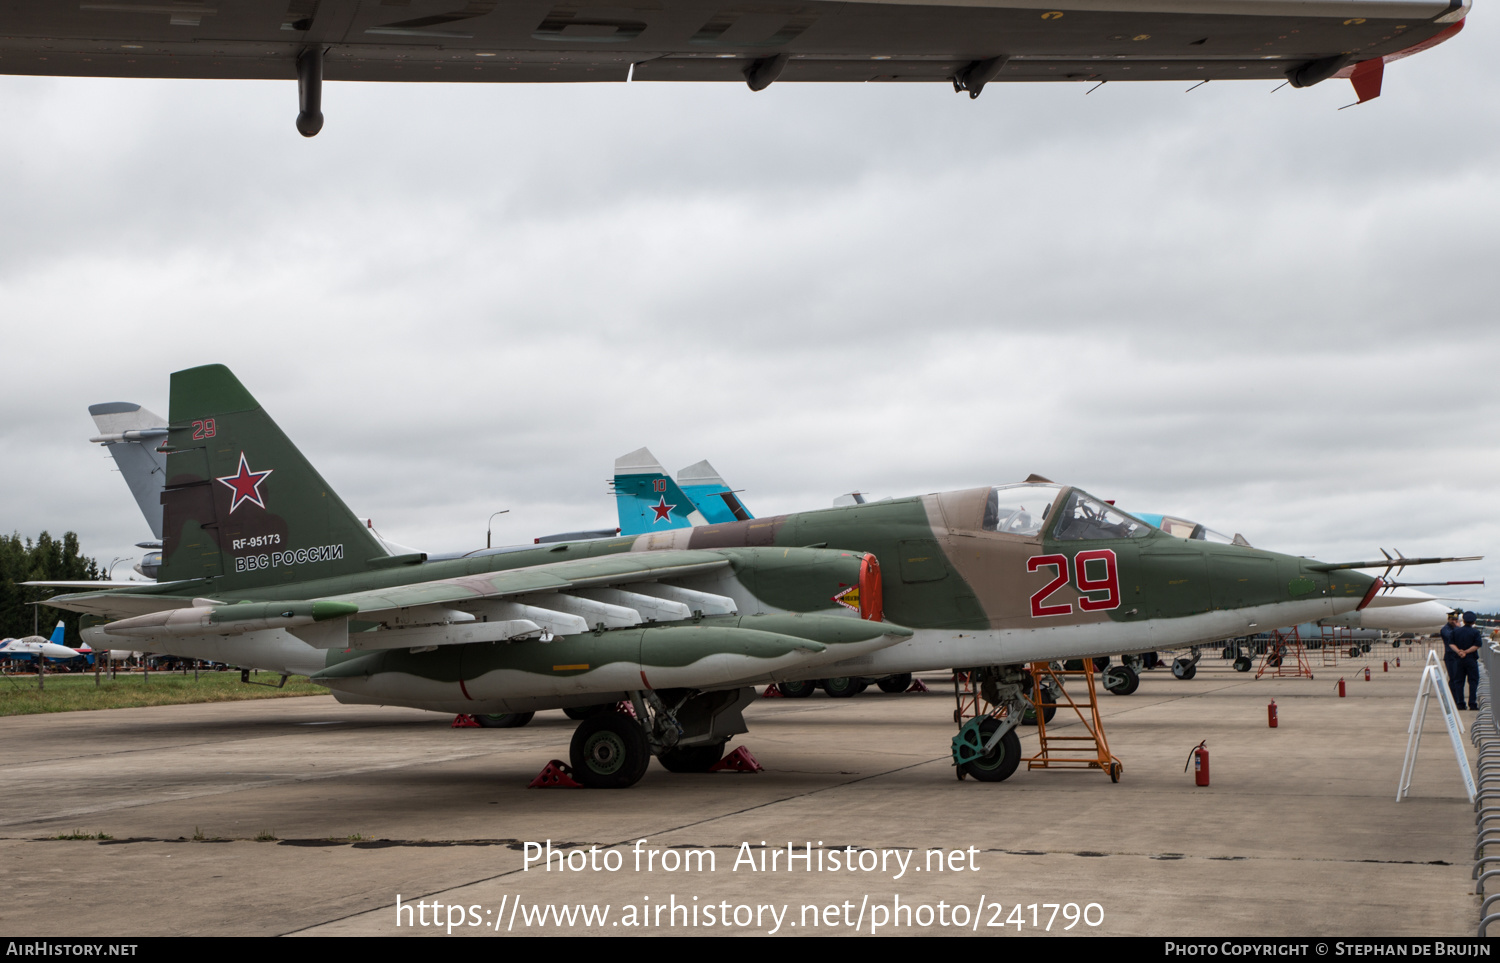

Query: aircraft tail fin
<box><xmin>156</xmin><ymin>365</ymin><xmax>390</xmax><ymax>589</ymax></box>
<box><xmin>677</xmin><ymin>460</ymin><xmax>754</xmax><ymax>524</ymax></box>
<box><xmin>48</xmin><ymin>621</ymin><xmax>66</xmax><ymax>646</ymax></box>
<box><xmin>89</xmin><ymin>402</ymin><xmax>169</xmax><ymax>539</ymax></box>
<box><xmin>612</xmin><ymin>448</ymin><xmax>706</xmax><ymax>536</ymax></box>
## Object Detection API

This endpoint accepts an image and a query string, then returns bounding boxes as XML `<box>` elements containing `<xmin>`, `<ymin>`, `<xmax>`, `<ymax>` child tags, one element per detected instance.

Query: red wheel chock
<box><xmin>762</xmin><ymin>684</ymin><xmax>785</xmax><ymax>698</ymax></box>
<box><xmin>906</xmin><ymin>678</ymin><xmax>930</xmax><ymax>693</ymax></box>
<box><xmin>615</xmin><ymin>699</ymin><xmax>638</xmax><ymax>719</ymax></box>
<box><xmin>709</xmin><ymin>746</ymin><xmax>764</xmax><ymax>773</ymax></box>
<box><xmin>529</xmin><ymin>760</ymin><xmax>584</xmax><ymax>788</ymax></box>
<box><xmin>451</xmin><ymin>714</ymin><xmax>481</xmax><ymax>728</ymax></box>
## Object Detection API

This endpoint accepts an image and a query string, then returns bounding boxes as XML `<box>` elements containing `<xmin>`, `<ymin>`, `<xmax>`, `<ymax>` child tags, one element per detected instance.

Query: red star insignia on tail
<box><xmin>216</xmin><ymin>452</ymin><xmax>273</xmax><ymax>514</ymax></box>
<box><xmin>650</xmin><ymin>496</ymin><xmax>676</xmax><ymax>523</ymax></box>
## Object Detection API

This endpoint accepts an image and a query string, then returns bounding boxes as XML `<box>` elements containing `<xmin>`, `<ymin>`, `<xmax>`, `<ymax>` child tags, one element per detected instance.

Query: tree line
<box><xmin>1</xmin><ymin>532</ymin><xmax>100</xmax><ymax>646</ymax></box>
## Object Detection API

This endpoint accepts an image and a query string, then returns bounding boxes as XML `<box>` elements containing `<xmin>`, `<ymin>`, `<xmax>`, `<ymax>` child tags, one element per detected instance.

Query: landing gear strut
<box><xmin>564</xmin><ymin>687</ymin><xmax>756</xmax><ymax>787</ymax></box>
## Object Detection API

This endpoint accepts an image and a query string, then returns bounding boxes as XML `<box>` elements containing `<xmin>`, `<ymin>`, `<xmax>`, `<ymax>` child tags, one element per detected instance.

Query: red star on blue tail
<box><xmin>650</xmin><ymin>496</ymin><xmax>676</xmax><ymax>523</ymax></box>
<box><xmin>216</xmin><ymin>452</ymin><xmax>274</xmax><ymax>514</ymax></box>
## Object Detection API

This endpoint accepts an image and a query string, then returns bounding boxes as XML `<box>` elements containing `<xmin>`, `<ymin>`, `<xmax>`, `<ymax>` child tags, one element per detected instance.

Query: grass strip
<box><xmin>0</xmin><ymin>669</ymin><xmax>325</xmax><ymax>715</ymax></box>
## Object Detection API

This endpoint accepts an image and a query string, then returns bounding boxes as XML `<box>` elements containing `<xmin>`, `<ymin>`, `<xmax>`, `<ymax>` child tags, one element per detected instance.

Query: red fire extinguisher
<box><xmin>1364</xmin><ymin>666</ymin><xmax>1371</xmax><ymax>682</ymax></box>
<box><xmin>1184</xmin><ymin>741</ymin><xmax>1210</xmax><ymax>786</ymax></box>
<box><xmin>1268</xmin><ymin>700</ymin><xmax>1278</xmax><ymax>728</ymax></box>
<box><xmin>1383</xmin><ymin>661</ymin><xmax>1389</xmax><ymax>672</ymax></box>
<box><xmin>1396</xmin><ymin>657</ymin><xmax>1401</xmax><ymax>668</ymax></box>
<box><xmin>1337</xmin><ymin>677</ymin><xmax>1346</xmax><ymax>697</ymax></box>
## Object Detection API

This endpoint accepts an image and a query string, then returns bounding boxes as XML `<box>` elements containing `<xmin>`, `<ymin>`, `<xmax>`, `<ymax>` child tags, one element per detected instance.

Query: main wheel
<box><xmin>1092</xmin><ymin>656</ymin><xmax>1111</xmax><ymax>672</ymax></box>
<box><xmin>656</xmin><ymin>740</ymin><xmax>728</xmax><ymax>773</ymax></box>
<box><xmin>778</xmin><ymin>679</ymin><xmax>818</xmax><ymax>699</ymax></box>
<box><xmin>474</xmin><ymin>711</ymin><xmax>535</xmax><ymax>728</ymax></box>
<box><xmin>1102</xmin><ymin>664</ymin><xmax>1139</xmax><ymax>696</ymax></box>
<box><xmin>1268</xmin><ymin>651</ymin><xmax>1284</xmax><ymax>667</ymax></box>
<box><xmin>876</xmin><ymin>673</ymin><xmax>912</xmax><ymax>694</ymax></box>
<box><xmin>1221</xmin><ymin>647</ymin><xmax>1234</xmax><ymax>660</ymax></box>
<box><xmin>569</xmin><ymin>712</ymin><xmax>650</xmax><ymax>788</ymax></box>
<box><xmin>563</xmin><ymin>703</ymin><xmax>614</xmax><ymax>721</ymax></box>
<box><xmin>1142</xmin><ymin>652</ymin><xmax>1160</xmax><ymax>669</ymax></box>
<box><xmin>1171</xmin><ymin>658</ymin><xmax>1197</xmax><ymax>681</ymax></box>
<box><xmin>823</xmin><ymin>677</ymin><xmax>866</xmax><ymax>698</ymax></box>
<box><xmin>1348</xmin><ymin>646</ymin><xmax>1360</xmax><ymax>659</ymax></box>
<box><xmin>1233</xmin><ymin>656</ymin><xmax>1252</xmax><ymax>673</ymax></box>
<box><xmin>959</xmin><ymin>718</ymin><xmax>1022</xmax><ymax>783</ymax></box>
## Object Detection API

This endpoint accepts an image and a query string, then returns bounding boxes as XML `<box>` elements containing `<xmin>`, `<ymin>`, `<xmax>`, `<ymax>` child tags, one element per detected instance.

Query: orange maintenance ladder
<box><xmin>1256</xmin><ymin>627</ymin><xmax>1314</xmax><ymax>680</ymax></box>
<box><xmin>1027</xmin><ymin>662</ymin><xmax>1123</xmax><ymax>782</ymax></box>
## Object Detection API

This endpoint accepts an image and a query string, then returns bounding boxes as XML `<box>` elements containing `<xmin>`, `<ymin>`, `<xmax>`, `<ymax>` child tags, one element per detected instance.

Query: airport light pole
<box><xmin>487</xmin><ymin>510</ymin><xmax>510</xmax><ymax>549</ymax></box>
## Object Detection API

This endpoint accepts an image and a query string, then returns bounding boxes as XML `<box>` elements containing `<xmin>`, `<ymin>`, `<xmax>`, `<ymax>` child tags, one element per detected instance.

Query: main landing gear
<box><xmin>566</xmin><ymin>687</ymin><xmax>756</xmax><ymax>788</ymax></box>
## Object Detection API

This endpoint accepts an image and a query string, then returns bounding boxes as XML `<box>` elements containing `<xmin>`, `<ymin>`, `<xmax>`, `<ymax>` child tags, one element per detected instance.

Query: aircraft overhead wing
<box><xmin>324</xmin><ymin>549</ymin><xmax>731</xmax><ymax>616</ymax></box>
<box><xmin>0</xmin><ymin>0</ymin><xmax>1468</xmax><ymax>134</ymax></box>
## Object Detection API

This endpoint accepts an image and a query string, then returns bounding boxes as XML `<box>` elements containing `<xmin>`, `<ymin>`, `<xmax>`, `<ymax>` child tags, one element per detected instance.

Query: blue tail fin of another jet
<box><xmin>613</xmin><ymin>448</ymin><xmax>706</xmax><ymax>536</ymax></box>
<box><xmin>49</xmin><ymin>621</ymin><xmax>66</xmax><ymax>646</ymax></box>
<box><xmin>677</xmin><ymin>460</ymin><xmax>754</xmax><ymax>525</ymax></box>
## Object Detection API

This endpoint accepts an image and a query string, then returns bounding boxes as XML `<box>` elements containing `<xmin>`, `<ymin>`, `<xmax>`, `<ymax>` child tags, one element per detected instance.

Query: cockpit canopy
<box><xmin>982</xmin><ymin>484</ymin><xmax>1153</xmax><ymax>541</ymax></box>
<box><xmin>1133</xmin><ymin>512</ymin><xmax>1236</xmax><ymax>545</ymax></box>
<box><xmin>1052</xmin><ymin>489</ymin><xmax>1153</xmax><ymax>541</ymax></box>
<box><xmin>982</xmin><ymin>483</ymin><xmax>1062</xmax><ymax>537</ymax></box>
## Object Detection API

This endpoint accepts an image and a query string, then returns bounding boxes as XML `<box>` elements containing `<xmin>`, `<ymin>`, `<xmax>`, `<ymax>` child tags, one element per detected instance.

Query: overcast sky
<box><xmin>1</xmin><ymin>15</ymin><xmax>1494</xmax><ymax>610</ymax></box>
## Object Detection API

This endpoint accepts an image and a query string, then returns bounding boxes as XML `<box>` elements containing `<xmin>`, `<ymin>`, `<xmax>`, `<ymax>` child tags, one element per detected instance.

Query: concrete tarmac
<box><xmin>0</xmin><ymin>648</ymin><xmax>1485</xmax><ymax>937</ymax></box>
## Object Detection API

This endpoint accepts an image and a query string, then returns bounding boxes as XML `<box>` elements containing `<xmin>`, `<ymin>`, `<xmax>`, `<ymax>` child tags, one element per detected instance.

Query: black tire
<box><xmin>823</xmin><ymin>677</ymin><xmax>866</xmax><ymax>698</ymax></box>
<box><xmin>656</xmin><ymin>741</ymin><xmax>728</xmax><ymax>773</ymax></box>
<box><xmin>1348</xmin><ymin>647</ymin><xmax>1360</xmax><ymax>659</ymax></box>
<box><xmin>1172</xmin><ymin>658</ymin><xmax>1197</xmax><ymax>681</ymax></box>
<box><xmin>778</xmin><ymin>679</ymin><xmax>818</xmax><ymax>699</ymax></box>
<box><xmin>474</xmin><ymin>711</ymin><xmax>535</xmax><ymax>728</ymax></box>
<box><xmin>1361</xmin><ymin>643</ymin><xmax>1372</xmax><ymax>653</ymax></box>
<box><xmin>1268</xmin><ymin>652</ymin><xmax>1284</xmax><ymax>668</ymax></box>
<box><xmin>563</xmin><ymin>703</ymin><xmax>614</xmax><ymax>721</ymax></box>
<box><xmin>1142</xmin><ymin>652</ymin><xmax>1160</xmax><ymax>669</ymax></box>
<box><xmin>959</xmin><ymin>718</ymin><xmax>1022</xmax><ymax>783</ymax></box>
<box><xmin>1221</xmin><ymin>647</ymin><xmax>1234</xmax><ymax>660</ymax></box>
<box><xmin>876</xmin><ymin>673</ymin><xmax>912</xmax><ymax>694</ymax></box>
<box><xmin>1233</xmin><ymin>657</ymin><xmax>1252</xmax><ymax>673</ymax></box>
<box><xmin>1102</xmin><ymin>665</ymin><xmax>1139</xmax><ymax>696</ymax></box>
<box><xmin>1063</xmin><ymin>659</ymin><xmax>1086</xmax><ymax>671</ymax></box>
<box><xmin>1022</xmin><ymin>687</ymin><xmax>1059</xmax><ymax>724</ymax></box>
<box><xmin>568</xmin><ymin>712</ymin><xmax>650</xmax><ymax>789</ymax></box>
<box><xmin>1092</xmin><ymin>656</ymin><xmax>1111</xmax><ymax>672</ymax></box>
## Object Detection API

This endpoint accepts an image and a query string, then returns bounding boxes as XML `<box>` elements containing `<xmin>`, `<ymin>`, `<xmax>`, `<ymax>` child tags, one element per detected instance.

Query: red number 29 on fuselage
<box><xmin>1027</xmin><ymin>550</ymin><xmax>1120</xmax><ymax>617</ymax></box>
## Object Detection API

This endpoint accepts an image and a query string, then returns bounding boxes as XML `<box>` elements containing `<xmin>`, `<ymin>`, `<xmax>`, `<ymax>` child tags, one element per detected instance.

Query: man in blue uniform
<box><xmin>1447</xmin><ymin>611</ymin><xmax>1483</xmax><ymax>710</ymax></box>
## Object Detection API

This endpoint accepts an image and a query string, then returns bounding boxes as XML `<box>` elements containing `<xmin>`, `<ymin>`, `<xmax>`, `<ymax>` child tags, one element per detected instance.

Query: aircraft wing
<box><xmin>324</xmin><ymin>549</ymin><xmax>730</xmax><ymax>615</ymax></box>
<box><xmin>86</xmin><ymin>549</ymin><xmax>751</xmax><ymax>650</ymax></box>
<box><xmin>0</xmin><ymin>0</ymin><xmax>1467</xmax><ymax>104</ymax></box>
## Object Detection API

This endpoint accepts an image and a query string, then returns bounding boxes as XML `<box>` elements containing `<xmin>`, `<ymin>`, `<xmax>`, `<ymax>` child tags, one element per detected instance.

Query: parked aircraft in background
<box><xmin>0</xmin><ymin>0</ymin><xmax>1467</xmax><ymax>135</ymax></box>
<box><xmin>88</xmin><ymin>402</ymin><xmax>168</xmax><ymax>580</ymax></box>
<box><xmin>35</xmin><ymin>365</ymin><xmax>1478</xmax><ymax>788</ymax></box>
<box><xmin>0</xmin><ymin>622</ymin><xmax>90</xmax><ymax>666</ymax></box>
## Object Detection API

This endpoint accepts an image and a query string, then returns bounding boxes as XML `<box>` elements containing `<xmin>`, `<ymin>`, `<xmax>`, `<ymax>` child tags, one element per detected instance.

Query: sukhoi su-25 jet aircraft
<box><xmin>35</xmin><ymin>365</ymin><xmax>1477</xmax><ymax>788</ymax></box>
